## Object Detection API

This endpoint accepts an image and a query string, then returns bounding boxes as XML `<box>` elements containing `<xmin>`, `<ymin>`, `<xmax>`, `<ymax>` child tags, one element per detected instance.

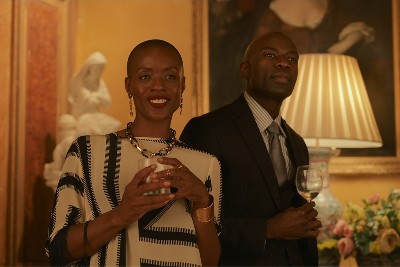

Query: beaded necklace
<box><xmin>125</xmin><ymin>122</ymin><xmax>177</xmax><ymax>158</ymax></box>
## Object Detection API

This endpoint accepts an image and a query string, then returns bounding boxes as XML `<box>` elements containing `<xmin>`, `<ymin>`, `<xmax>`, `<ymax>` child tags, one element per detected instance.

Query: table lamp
<box><xmin>281</xmin><ymin>53</ymin><xmax>383</xmax><ymax>238</ymax></box>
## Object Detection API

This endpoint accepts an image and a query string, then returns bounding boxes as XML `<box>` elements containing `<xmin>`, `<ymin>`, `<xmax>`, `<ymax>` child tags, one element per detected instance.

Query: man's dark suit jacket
<box><xmin>180</xmin><ymin>95</ymin><xmax>318</xmax><ymax>266</ymax></box>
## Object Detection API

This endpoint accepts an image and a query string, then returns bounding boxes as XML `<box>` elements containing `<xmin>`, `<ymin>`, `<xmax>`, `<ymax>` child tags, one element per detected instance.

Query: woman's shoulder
<box><xmin>73</xmin><ymin>133</ymin><xmax>120</xmax><ymax>146</ymax></box>
<box><xmin>175</xmin><ymin>140</ymin><xmax>219</xmax><ymax>161</ymax></box>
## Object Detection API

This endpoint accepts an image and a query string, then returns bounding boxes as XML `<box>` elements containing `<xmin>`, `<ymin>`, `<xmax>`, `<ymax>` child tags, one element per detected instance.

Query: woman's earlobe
<box><xmin>124</xmin><ymin>77</ymin><xmax>131</xmax><ymax>92</ymax></box>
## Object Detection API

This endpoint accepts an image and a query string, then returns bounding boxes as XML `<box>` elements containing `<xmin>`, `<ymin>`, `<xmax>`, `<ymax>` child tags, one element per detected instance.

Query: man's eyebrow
<box><xmin>288</xmin><ymin>50</ymin><xmax>299</xmax><ymax>56</ymax></box>
<box><xmin>135</xmin><ymin>67</ymin><xmax>152</xmax><ymax>72</ymax></box>
<box><xmin>260</xmin><ymin>46</ymin><xmax>276</xmax><ymax>51</ymax></box>
<box><xmin>135</xmin><ymin>66</ymin><xmax>180</xmax><ymax>72</ymax></box>
<box><xmin>260</xmin><ymin>48</ymin><xmax>299</xmax><ymax>57</ymax></box>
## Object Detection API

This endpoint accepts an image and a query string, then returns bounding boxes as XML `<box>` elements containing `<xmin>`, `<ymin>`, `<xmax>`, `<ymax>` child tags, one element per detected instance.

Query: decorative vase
<box><xmin>310</xmin><ymin>148</ymin><xmax>343</xmax><ymax>241</ymax></box>
<box><xmin>339</xmin><ymin>255</ymin><xmax>358</xmax><ymax>267</ymax></box>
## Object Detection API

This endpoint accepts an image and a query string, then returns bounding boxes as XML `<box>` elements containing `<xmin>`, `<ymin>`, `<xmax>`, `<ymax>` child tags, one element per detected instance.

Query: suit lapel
<box><xmin>230</xmin><ymin>96</ymin><xmax>282</xmax><ymax>210</ymax></box>
<box><xmin>281</xmin><ymin>119</ymin><xmax>309</xmax><ymax>180</ymax></box>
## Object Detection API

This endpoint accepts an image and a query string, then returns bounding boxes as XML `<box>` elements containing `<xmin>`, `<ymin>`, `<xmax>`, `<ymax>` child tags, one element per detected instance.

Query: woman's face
<box><xmin>125</xmin><ymin>45</ymin><xmax>185</xmax><ymax>124</ymax></box>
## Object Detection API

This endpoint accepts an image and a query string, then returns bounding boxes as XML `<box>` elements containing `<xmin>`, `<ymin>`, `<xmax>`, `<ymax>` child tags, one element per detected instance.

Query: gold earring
<box><xmin>180</xmin><ymin>95</ymin><xmax>183</xmax><ymax>115</ymax></box>
<box><xmin>129</xmin><ymin>95</ymin><xmax>134</xmax><ymax>117</ymax></box>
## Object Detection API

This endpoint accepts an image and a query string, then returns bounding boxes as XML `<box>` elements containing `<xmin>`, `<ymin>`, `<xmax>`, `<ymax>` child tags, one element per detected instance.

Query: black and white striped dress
<box><xmin>46</xmin><ymin>133</ymin><xmax>222</xmax><ymax>266</ymax></box>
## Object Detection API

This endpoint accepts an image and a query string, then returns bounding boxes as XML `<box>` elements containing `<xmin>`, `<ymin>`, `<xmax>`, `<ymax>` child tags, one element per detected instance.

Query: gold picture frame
<box><xmin>193</xmin><ymin>0</ymin><xmax>400</xmax><ymax>176</ymax></box>
<box><xmin>314</xmin><ymin>0</ymin><xmax>400</xmax><ymax>176</ymax></box>
<box><xmin>317</xmin><ymin>1</ymin><xmax>400</xmax><ymax>176</ymax></box>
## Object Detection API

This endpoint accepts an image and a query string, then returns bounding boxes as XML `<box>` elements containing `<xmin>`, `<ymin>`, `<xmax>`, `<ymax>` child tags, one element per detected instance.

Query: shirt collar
<box><xmin>244</xmin><ymin>91</ymin><xmax>287</xmax><ymax>138</ymax></box>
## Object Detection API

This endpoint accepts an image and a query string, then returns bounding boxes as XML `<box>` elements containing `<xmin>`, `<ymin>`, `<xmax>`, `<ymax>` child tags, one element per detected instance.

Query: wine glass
<box><xmin>295</xmin><ymin>165</ymin><xmax>323</xmax><ymax>202</ymax></box>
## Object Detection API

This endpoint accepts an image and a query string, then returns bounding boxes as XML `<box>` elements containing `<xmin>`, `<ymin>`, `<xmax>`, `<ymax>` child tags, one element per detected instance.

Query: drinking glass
<box><xmin>138</xmin><ymin>157</ymin><xmax>171</xmax><ymax>195</ymax></box>
<box><xmin>295</xmin><ymin>165</ymin><xmax>323</xmax><ymax>202</ymax></box>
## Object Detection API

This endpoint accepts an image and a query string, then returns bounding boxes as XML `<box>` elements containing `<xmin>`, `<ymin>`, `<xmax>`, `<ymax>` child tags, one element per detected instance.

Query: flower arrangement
<box><xmin>318</xmin><ymin>189</ymin><xmax>400</xmax><ymax>265</ymax></box>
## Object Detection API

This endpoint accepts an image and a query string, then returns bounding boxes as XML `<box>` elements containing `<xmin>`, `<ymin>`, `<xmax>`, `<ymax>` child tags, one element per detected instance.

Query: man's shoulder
<box><xmin>192</xmin><ymin>96</ymin><xmax>246</xmax><ymax>122</ymax></box>
<box><xmin>282</xmin><ymin>120</ymin><xmax>308</xmax><ymax>149</ymax></box>
<box><xmin>282</xmin><ymin>120</ymin><xmax>302</xmax><ymax>139</ymax></box>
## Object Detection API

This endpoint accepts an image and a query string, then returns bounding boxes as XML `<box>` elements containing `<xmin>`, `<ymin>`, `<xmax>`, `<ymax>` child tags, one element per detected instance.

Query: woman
<box><xmin>46</xmin><ymin>40</ymin><xmax>221</xmax><ymax>266</ymax></box>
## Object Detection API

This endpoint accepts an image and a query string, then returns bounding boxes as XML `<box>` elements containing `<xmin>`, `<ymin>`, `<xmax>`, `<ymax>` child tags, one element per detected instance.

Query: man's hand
<box><xmin>265</xmin><ymin>201</ymin><xmax>322</xmax><ymax>240</ymax></box>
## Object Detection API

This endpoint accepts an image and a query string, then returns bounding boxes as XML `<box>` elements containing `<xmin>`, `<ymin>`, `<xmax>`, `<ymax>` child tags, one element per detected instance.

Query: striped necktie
<box><xmin>266</xmin><ymin>121</ymin><xmax>287</xmax><ymax>187</ymax></box>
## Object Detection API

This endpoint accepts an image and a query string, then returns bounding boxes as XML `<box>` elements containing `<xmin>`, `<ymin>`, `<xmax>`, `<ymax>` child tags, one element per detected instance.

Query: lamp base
<box><xmin>308</xmin><ymin>147</ymin><xmax>342</xmax><ymax>241</ymax></box>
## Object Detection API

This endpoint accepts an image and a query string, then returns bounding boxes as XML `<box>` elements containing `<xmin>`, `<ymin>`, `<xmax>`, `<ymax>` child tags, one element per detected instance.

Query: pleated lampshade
<box><xmin>281</xmin><ymin>53</ymin><xmax>382</xmax><ymax>148</ymax></box>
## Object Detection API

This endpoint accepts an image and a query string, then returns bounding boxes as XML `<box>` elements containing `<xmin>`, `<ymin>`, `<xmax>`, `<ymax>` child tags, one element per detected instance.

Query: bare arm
<box><xmin>65</xmin><ymin>164</ymin><xmax>174</xmax><ymax>261</ymax></box>
<box><xmin>155</xmin><ymin>157</ymin><xmax>221</xmax><ymax>266</ymax></box>
<box><xmin>191</xmin><ymin>197</ymin><xmax>221</xmax><ymax>266</ymax></box>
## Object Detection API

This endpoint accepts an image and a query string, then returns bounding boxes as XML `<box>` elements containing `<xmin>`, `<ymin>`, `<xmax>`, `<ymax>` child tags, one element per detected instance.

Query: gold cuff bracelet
<box><xmin>195</xmin><ymin>195</ymin><xmax>214</xmax><ymax>223</ymax></box>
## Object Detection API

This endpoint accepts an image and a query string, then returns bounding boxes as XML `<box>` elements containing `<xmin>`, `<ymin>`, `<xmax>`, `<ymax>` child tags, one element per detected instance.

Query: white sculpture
<box><xmin>44</xmin><ymin>52</ymin><xmax>121</xmax><ymax>191</ymax></box>
<box><xmin>69</xmin><ymin>52</ymin><xmax>121</xmax><ymax>134</ymax></box>
<box><xmin>43</xmin><ymin>114</ymin><xmax>78</xmax><ymax>190</ymax></box>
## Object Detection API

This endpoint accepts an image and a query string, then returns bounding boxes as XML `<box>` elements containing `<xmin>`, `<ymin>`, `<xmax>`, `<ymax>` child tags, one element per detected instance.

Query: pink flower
<box><xmin>333</xmin><ymin>219</ymin><xmax>347</xmax><ymax>236</ymax></box>
<box><xmin>343</xmin><ymin>224</ymin><xmax>353</xmax><ymax>238</ymax></box>
<box><xmin>367</xmin><ymin>193</ymin><xmax>380</xmax><ymax>204</ymax></box>
<box><xmin>337</xmin><ymin>237</ymin><xmax>355</xmax><ymax>257</ymax></box>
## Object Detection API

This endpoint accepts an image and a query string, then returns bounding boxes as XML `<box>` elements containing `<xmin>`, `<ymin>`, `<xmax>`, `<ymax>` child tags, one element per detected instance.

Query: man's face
<box><xmin>125</xmin><ymin>46</ymin><xmax>185</xmax><ymax>124</ymax></box>
<box><xmin>243</xmin><ymin>33</ymin><xmax>299</xmax><ymax>103</ymax></box>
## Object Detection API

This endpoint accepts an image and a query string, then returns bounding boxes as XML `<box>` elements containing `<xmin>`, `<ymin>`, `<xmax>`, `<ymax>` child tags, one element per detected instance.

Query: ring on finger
<box><xmin>166</xmin><ymin>169</ymin><xmax>171</xmax><ymax>176</ymax></box>
<box><xmin>177</xmin><ymin>164</ymin><xmax>184</xmax><ymax>170</ymax></box>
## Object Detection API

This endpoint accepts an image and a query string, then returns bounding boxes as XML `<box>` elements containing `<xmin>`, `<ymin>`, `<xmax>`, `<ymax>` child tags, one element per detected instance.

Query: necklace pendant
<box><xmin>159</xmin><ymin>149</ymin><xmax>168</xmax><ymax>156</ymax></box>
<box><xmin>125</xmin><ymin>122</ymin><xmax>177</xmax><ymax>159</ymax></box>
<box><xmin>141</xmin><ymin>149</ymin><xmax>154</xmax><ymax>158</ymax></box>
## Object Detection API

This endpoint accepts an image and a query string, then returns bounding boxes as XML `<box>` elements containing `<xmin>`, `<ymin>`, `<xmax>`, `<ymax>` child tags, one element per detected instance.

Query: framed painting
<box><xmin>193</xmin><ymin>0</ymin><xmax>399</xmax><ymax>175</ymax></box>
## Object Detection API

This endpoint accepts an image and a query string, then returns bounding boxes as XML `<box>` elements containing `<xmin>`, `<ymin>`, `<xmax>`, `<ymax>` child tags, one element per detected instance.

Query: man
<box><xmin>180</xmin><ymin>32</ymin><xmax>321</xmax><ymax>266</ymax></box>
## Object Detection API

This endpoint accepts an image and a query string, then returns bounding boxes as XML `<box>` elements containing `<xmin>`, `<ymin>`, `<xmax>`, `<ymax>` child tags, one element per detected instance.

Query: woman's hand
<box><xmin>65</xmin><ymin>162</ymin><xmax>175</xmax><ymax>262</ymax></box>
<box><xmin>152</xmin><ymin>157</ymin><xmax>211</xmax><ymax>209</ymax></box>
<box><xmin>113</xmin><ymin>164</ymin><xmax>175</xmax><ymax>227</ymax></box>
